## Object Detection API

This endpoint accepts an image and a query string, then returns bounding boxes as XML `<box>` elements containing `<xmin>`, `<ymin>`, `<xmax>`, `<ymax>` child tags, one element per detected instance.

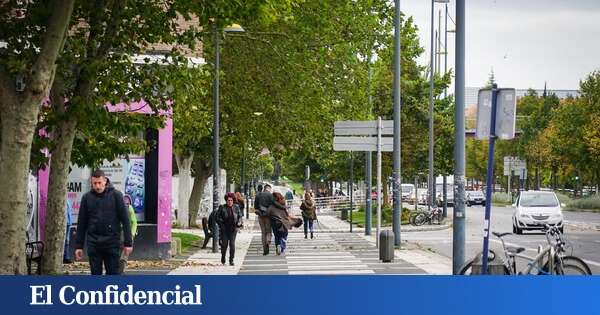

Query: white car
<box><xmin>401</xmin><ymin>184</ymin><xmax>415</xmax><ymax>201</ymax></box>
<box><xmin>466</xmin><ymin>190</ymin><xmax>486</xmax><ymax>206</ymax></box>
<box><xmin>512</xmin><ymin>191</ymin><xmax>564</xmax><ymax>235</ymax></box>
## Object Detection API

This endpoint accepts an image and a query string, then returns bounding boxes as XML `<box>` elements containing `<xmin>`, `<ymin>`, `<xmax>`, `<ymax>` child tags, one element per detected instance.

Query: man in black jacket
<box><xmin>254</xmin><ymin>184</ymin><xmax>276</xmax><ymax>255</ymax></box>
<box><xmin>74</xmin><ymin>170</ymin><xmax>133</xmax><ymax>275</ymax></box>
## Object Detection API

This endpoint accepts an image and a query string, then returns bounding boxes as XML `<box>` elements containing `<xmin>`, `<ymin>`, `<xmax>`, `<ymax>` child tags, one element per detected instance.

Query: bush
<box><xmin>566</xmin><ymin>195</ymin><xmax>600</xmax><ymax>210</ymax></box>
<box><xmin>492</xmin><ymin>192</ymin><xmax>512</xmax><ymax>205</ymax></box>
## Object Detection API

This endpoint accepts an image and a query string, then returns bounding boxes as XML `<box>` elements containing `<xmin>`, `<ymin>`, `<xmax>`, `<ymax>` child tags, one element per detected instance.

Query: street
<box><xmin>402</xmin><ymin>204</ymin><xmax>600</xmax><ymax>274</ymax></box>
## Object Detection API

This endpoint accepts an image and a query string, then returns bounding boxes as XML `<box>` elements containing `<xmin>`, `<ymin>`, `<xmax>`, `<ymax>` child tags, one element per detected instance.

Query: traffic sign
<box><xmin>334</xmin><ymin>120</ymin><xmax>394</xmax><ymax>136</ymax></box>
<box><xmin>333</xmin><ymin>136</ymin><xmax>393</xmax><ymax>152</ymax></box>
<box><xmin>476</xmin><ymin>88</ymin><xmax>517</xmax><ymax>140</ymax></box>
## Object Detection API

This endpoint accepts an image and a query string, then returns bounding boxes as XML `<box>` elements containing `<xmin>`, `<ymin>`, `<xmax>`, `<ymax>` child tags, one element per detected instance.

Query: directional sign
<box><xmin>503</xmin><ymin>156</ymin><xmax>526</xmax><ymax>176</ymax></box>
<box><xmin>334</xmin><ymin>120</ymin><xmax>394</xmax><ymax>136</ymax></box>
<box><xmin>476</xmin><ymin>88</ymin><xmax>517</xmax><ymax>140</ymax></box>
<box><xmin>333</xmin><ymin>136</ymin><xmax>393</xmax><ymax>152</ymax></box>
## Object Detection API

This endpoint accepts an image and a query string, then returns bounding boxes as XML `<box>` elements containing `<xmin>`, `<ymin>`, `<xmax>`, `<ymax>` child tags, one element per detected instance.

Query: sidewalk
<box><xmin>170</xmin><ymin>210</ymin><xmax>452</xmax><ymax>275</ymax></box>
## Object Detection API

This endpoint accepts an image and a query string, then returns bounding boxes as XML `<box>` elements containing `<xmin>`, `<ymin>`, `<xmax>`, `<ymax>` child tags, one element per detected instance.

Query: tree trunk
<box><xmin>383</xmin><ymin>176</ymin><xmax>390</xmax><ymax>207</ymax></box>
<box><xmin>0</xmin><ymin>0</ymin><xmax>75</xmax><ymax>274</ymax></box>
<box><xmin>175</xmin><ymin>153</ymin><xmax>193</xmax><ymax>229</ymax></box>
<box><xmin>42</xmin><ymin>119</ymin><xmax>77</xmax><ymax>274</ymax></box>
<box><xmin>0</xmin><ymin>99</ymin><xmax>40</xmax><ymax>274</ymax></box>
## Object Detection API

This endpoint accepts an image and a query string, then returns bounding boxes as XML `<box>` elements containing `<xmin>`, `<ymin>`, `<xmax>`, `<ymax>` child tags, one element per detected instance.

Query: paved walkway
<box><xmin>169</xmin><ymin>209</ymin><xmax>452</xmax><ymax>275</ymax></box>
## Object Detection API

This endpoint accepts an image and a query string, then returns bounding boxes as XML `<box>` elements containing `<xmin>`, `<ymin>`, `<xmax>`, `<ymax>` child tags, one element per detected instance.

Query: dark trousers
<box><xmin>87</xmin><ymin>244</ymin><xmax>121</xmax><ymax>275</ymax></box>
<box><xmin>303</xmin><ymin>218</ymin><xmax>314</xmax><ymax>235</ymax></box>
<box><xmin>220</xmin><ymin>229</ymin><xmax>237</xmax><ymax>263</ymax></box>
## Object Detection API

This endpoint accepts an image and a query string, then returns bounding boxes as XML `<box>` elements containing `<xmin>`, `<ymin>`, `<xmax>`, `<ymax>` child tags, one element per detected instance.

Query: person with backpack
<box><xmin>267</xmin><ymin>192</ymin><xmax>301</xmax><ymax>255</ymax></box>
<box><xmin>300</xmin><ymin>192</ymin><xmax>317</xmax><ymax>239</ymax></box>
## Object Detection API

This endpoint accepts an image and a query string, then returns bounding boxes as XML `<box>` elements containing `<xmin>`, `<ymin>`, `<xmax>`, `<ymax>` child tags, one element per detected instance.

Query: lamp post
<box><xmin>212</xmin><ymin>23</ymin><xmax>245</xmax><ymax>253</ymax></box>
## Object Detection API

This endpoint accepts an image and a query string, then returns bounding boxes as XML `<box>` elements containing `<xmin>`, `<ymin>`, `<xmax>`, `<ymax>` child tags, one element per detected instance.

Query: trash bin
<box><xmin>341</xmin><ymin>208</ymin><xmax>348</xmax><ymax>220</ymax></box>
<box><xmin>379</xmin><ymin>230</ymin><xmax>394</xmax><ymax>263</ymax></box>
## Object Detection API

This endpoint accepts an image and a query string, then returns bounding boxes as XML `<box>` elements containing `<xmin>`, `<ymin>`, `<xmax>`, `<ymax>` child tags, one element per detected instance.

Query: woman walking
<box><xmin>234</xmin><ymin>191</ymin><xmax>245</xmax><ymax>216</ymax></box>
<box><xmin>300</xmin><ymin>192</ymin><xmax>317</xmax><ymax>239</ymax></box>
<box><xmin>268</xmin><ymin>192</ymin><xmax>300</xmax><ymax>255</ymax></box>
<box><xmin>216</xmin><ymin>193</ymin><xmax>243</xmax><ymax>265</ymax></box>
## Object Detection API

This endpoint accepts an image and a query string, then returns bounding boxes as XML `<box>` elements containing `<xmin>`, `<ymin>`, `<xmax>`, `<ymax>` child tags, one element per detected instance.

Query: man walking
<box><xmin>254</xmin><ymin>184</ymin><xmax>275</xmax><ymax>255</ymax></box>
<box><xmin>74</xmin><ymin>170</ymin><xmax>133</xmax><ymax>275</ymax></box>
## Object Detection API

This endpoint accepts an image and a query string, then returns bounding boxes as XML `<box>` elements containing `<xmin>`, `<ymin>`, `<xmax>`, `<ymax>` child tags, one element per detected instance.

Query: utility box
<box><xmin>379</xmin><ymin>230</ymin><xmax>394</xmax><ymax>262</ymax></box>
<box><xmin>470</xmin><ymin>254</ymin><xmax>508</xmax><ymax>275</ymax></box>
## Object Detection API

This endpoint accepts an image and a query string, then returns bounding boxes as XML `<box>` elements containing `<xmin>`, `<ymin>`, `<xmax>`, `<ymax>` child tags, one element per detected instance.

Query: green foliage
<box><xmin>565</xmin><ymin>195</ymin><xmax>600</xmax><ymax>211</ymax></box>
<box><xmin>172</xmin><ymin>232</ymin><xmax>202</xmax><ymax>252</ymax></box>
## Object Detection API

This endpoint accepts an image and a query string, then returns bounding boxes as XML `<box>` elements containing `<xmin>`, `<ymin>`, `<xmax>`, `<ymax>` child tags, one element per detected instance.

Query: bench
<box><xmin>26</xmin><ymin>241</ymin><xmax>44</xmax><ymax>275</ymax></box>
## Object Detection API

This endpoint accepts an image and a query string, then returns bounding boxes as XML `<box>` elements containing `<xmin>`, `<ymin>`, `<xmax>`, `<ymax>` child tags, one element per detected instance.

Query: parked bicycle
<box><xmin>459</xmin><ymin>225</ymin><xmax>591</xmax><ymax>275</ymax></box>
<box><xmin>410</xmin><ymin>207</ymin><xmax>443</xmax><ymax>226</ymax></box>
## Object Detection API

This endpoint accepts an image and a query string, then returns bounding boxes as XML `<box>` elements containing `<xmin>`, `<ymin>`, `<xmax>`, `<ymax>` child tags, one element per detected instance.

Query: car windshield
<box><xmin>469</xmin><ymin>191</ymin><xmax>483</xmax><ymax>197</ymax></box>
<box><xmin>402</xmin><ymin>186</ymin><xmax>412</xmax><ymax>193</ymax></box>
<box><xmin>519</xmin><ymin>193</ymin><xmax>559</xmax><ymax>207</ymax></box>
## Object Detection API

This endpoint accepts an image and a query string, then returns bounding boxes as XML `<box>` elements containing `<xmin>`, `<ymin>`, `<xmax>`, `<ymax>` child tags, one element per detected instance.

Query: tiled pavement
<box><xmin>239</xmin><ymin>223</ymin><xmax>426</xmax><ymax>275</ymax></box>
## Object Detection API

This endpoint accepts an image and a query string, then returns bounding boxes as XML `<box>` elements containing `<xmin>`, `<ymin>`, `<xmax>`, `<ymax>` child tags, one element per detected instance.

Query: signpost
<box><xmin>503</xmin><ymin>156</ymin><xmax>526</xmax><ymax>199</ymax></box>
<box><xmin>334</xmin><ymin>118</ymin><xmax>393</xmax><ymax>247</ymax></box>
<box><xmin>476</xmin><ymin>85</ymin><xmax>516</xmax><ymax>274</ymax></box>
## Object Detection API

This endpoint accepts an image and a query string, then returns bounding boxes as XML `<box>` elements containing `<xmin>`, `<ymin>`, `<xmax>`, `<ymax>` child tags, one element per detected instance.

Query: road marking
<box><xmin>288</xmin><ymin>269</ymin><xmax>375</xmax><ymax>275</ymax></box>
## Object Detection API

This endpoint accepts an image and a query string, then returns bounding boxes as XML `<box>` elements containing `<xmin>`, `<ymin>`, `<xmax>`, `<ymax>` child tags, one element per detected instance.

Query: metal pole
<box><xmin>443</xmin><ymin>175</ymin><xmax>448</xmax><ymax>218</ymax></box>
<box><xmin>392</xmin><ymin>0</ymin><xmax>402</xmax><ymax>246</ymax></box>
<box><xmin>453</xmin><ymin>0</ymin><xmax>466</xmax><ymax>275</ymax></box>
<box><xmin>414</xmin><ymin>175</ymin><xmax>418</xmax><ymax>213</ymax></box>
<box><xmin>428</xmin><ymin>0</ymin><xmax>435</xmax><ymax>212</ymax></box>
<box><xmin>444</xmin><ymin>2</ymin><xmax>448</xmax><ymax>98</ymax></box>
<box><xmin>241</xmin><ymin>145</ymin><xmax>245</xmax><ymax>215</ymax></box>
<box><xmin>438</xmin><ymin>9</ymin><xmax>441</xmax><ymax>74</ymax></box>
<box><xmin>365</xmin><ymin>58</ymin><xmax>373</xmax><ymax>236</ymax></box>
<box><xmin>350</xmin><ymin>152</ymin><xmax>354</xmax><ymax>233</ymax></box>
<box><xmin>481</xmin><ymin>84</ymin><xmax>499</xmax><ymax>275</ymax></box>
<box><xmin>366</xmin><ymin>151</ymin><xmax>372</xmax><ymax>235</ymax></box>
<box><xmin>212</xmin><ymin>28</ymin><xmax>221</xmax><ymax>253</ymax></box>
<box><xmin>376</xmin><ymin>116</ymin><xmax>382</xmax><ymax>248</ymax></box>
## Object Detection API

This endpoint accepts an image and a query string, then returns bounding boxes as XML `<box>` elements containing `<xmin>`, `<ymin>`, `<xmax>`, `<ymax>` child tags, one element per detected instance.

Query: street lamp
<box><xmin>212</xmin><ymin>22</ymin><xmax>245</xmax><ymax>253</ymax></box>
<box><xmin>428</xmin><ymin>0</ymin><xmax>450</xmax><ymax>211</ymax></box>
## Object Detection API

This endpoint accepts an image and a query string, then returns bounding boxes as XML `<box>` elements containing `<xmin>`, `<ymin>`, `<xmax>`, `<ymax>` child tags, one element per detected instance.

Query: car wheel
<box><xmin>512</xmin><ymin>224</ymin><xmax>516</xmax><ymax>234</ymax></box>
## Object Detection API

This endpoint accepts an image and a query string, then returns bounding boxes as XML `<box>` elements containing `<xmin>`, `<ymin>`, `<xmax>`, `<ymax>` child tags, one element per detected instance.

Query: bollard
<box><xmin>379</xmin><ymin>230</ymin><xmax>395</xmax><ymax>262</ymax></box>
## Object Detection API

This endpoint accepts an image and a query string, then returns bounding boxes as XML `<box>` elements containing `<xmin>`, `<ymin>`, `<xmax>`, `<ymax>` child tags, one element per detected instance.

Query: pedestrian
<box><xmin>234</xmin><ymin>191</ymin><xmax>245</xmax><ymax>217</ymax></box>
<box><xmin>300</xmin><ymin>192</ymin><xmax>317</xmax><ymax>239</ymax></box>
<box><xmin>74</xmin><ymin>170</ymin><xmax>133</xmax><ymax>275</ymax></box>
<box><xmin>268</xmin><ymin>192</ymin><xmax>301</xmax><ymax>255</ymax></box>
<box><xmin>254</xmin><ymin>184</ymin><xmax>275</xmax><ymax>255</ymax></box>
<box><xmin>216</xmin><ymin>192</ymin><xmax>243</xmax><ymax>265</ymax></box>
<box><xmin>119</xmin><ymin>194</ymin><xmax>138</xmax><ymax>274</ymax></box>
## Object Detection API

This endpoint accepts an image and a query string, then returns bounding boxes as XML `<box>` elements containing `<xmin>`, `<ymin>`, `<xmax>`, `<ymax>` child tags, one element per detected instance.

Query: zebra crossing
<box><xmin>239</xmin><ymin>229</ymin><xmax>426</xmax><ymax>275</ymax></box>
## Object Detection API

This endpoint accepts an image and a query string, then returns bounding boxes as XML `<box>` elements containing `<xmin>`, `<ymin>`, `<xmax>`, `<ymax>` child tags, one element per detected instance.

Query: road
<box><xmin>402</xmin><ymin>204</ymin><xmax>600</xmax><ymax>274</ymax></box>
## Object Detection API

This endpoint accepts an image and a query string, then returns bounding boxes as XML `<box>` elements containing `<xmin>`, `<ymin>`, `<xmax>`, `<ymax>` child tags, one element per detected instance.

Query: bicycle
<box><xmin>411</xmin><ymin>207</ymin><xmax>443</xmax><ymax>226</ymax></box>
<box><xmin>459</xmin><ymin>225</ymin><xmax>591</xmax><ymax>275</ymax></box>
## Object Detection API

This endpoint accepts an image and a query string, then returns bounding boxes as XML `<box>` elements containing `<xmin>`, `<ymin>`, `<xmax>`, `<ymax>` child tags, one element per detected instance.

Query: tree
<box><xmin>0</xmin><ymin>0</ymin><xmax>75</xmax><ymax>274</ymax></box>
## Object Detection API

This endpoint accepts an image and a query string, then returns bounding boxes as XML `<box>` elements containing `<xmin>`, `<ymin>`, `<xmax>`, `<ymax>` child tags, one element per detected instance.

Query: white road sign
<box><xmin>476</xmin><ymin>88</ymin><xmax>517</xmax><ymax>140</ymax></box>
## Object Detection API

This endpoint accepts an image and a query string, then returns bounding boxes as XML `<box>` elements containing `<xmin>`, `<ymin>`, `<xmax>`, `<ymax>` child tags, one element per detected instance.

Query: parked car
<box><xmin>512</xmin><ymin>191</ymin><xmax>564</xmax><ymax>235</ymax></box>
<box><xmin>436</xmin><ymin>183</ymin><xmax>454</xmax><ymax>207</ymax></box>
<box><xmin>401</xmin><ymin>184</ymin><xmax>415</xmax><ymax>202</ymax></box>
<box><xmin>417</xmin><ymin>188</ymin><xmax>429</xmax><ymax>205</ymax></box>
<box><xmin>466</xmin><ymin>190</ymin><xmax>486</xmax><ymax>206</ymax></box>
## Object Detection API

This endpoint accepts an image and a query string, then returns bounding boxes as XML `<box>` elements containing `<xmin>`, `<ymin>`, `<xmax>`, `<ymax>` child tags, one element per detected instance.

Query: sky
<box><xmin>400</xmin><ymin>0</ymin><xmax>600</xmax><ymax>90</ymax></box>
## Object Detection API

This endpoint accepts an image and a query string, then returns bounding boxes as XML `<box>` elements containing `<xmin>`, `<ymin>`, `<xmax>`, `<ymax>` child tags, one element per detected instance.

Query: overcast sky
<box><xmin>401</xmin><ymin>0</ymin><xmax>600</xmax><ymax>90</ymax></box>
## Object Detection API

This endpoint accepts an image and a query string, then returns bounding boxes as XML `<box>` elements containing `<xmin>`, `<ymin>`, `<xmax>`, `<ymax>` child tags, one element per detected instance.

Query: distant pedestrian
<box><xmin>300</xmin><ymin>192</ymin><xmax>317</xmax><ymax>239</ymax></box>
<box><xmin>74</xmin><ymin>170</ymin><xmax>133</xmax><ymax>275</ymax></box>
<box><xmin>119</xmin><ymin>195</ymin><xmax>138</xmax><ymax>274</ymax></box>
<box><xmin>216</xmin><ymin>193</ymin><xmax>243</xmax><ymax>265</ymax></box>
<box><xmin>254</xmin><ymin>184</ymin><xmax>275</xmax><ymax>255</ymax></box>
<box><xmin>268</xmin><ymin>192</ymin><xmax>301</xmax><ymax>255</ymax></box>
<box><xmin>235</xmin><ymin>191</ymin><xmax>245</xmax><ymax>216</ymax></box>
